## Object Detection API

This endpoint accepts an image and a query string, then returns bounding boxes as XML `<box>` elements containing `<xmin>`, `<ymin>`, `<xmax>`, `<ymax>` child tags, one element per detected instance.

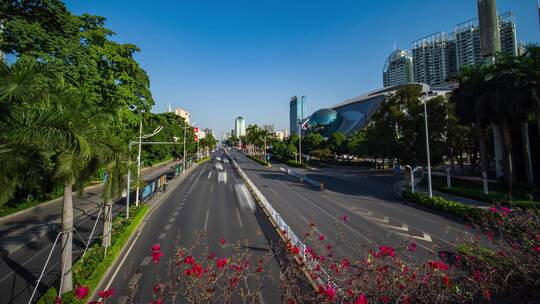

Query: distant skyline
<box><xmin>65</xmin><ymin>0</ymin><xmax>539</xmax><ymax>137</ymax></box>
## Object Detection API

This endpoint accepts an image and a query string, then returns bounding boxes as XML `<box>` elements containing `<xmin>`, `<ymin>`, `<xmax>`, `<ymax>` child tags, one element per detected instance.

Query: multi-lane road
<box><xmin>104</xmin><ymin>151</ymin><xmax>280</xmax><ymax>303</ymax></box>
<box><xmin>0</xmin><ymin>148</ymin><xmax>475</xmax><ymax>303</ymax></box>
<box><xmin>0</xmin><ymin>161</ymin><xmax>180</xmax><ymax>304</ymax></box>
<box><xmin>228</xmin><ymin>148</ymin><xmax>470</xmax><ymax>261</ymax></box>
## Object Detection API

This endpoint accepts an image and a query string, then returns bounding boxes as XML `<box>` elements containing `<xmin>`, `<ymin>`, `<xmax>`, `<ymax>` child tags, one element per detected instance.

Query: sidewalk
<box><xmin>0</xmin><ymin>159</ymin><xmax>179</xmax><ymax>255</ymax></box>
<box><xmin>393</xmin><ymin>179</ymin><xmax>490</xmax><ymax>209</ymax></box>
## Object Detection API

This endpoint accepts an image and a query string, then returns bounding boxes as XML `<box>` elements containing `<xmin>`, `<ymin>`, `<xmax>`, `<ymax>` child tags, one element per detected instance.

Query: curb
<box><xmin>89</xmin><ymin>163</ymin><xmax>200</xmax><ymax>301</ymax></box>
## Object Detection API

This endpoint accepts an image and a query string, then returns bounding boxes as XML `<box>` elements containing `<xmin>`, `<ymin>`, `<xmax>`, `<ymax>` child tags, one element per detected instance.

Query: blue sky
<box><xmin>65</xmin><ymin>0</ymin><xmax>539</xmax><ymax>137</ymax></box>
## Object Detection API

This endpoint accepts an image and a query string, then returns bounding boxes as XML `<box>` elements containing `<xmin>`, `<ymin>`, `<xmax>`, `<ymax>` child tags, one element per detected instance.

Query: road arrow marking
<box><xmin>380</xmin><ymin>222</ymin><xmax>408</xmax><ymax>231</ymax></box>
<box><xmin>396</xmin><ymin>231</ymin><xmax>432</xmax><ymax>242</ymax></box>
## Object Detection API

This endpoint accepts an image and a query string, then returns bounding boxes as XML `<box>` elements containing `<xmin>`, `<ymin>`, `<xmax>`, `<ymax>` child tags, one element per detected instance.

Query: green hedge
<box><xmin>37</xmin><ymin>204</ymin><xmax>149</xmax><ymax>303</ymax></box>
<box><xmin>286</xmin><ymin>160</ymin><xmax>307</xmax><ymax>168</ymax></box>
<box><xmin>196</xmin><ymin>156</ymin><xmax>210</xmax><ymax>164</ymax></box>
<box><xmin>247</xmin><ymin>155</ymin><xmax>270</xmax><ymax>167</ymax></box>
<box><xmin>402</xmin><ymin>191</ymin><xmax>488</xmax><ymax>222</ymax></box>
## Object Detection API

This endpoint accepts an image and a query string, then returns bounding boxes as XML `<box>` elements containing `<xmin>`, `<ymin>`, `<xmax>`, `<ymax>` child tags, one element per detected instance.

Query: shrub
<box><xmin>247</xmin><ymin>154</ymin><xmax>270</xmax><ymax>167</ymax></box>
<box><xmin>402</xmin><ymin>191</ymin><xmax>488</xmax><ymax>222</ymax></box>
<box><xmin>286</xmin><ymin>160</ymin><xmax>307</xmax><ymax>168</ymax></box>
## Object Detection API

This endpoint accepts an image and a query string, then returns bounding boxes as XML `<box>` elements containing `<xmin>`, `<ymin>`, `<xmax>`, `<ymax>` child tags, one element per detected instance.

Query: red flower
<box><xmin>291</xmin><ymin>246</ymin><xmax>300</xmax><ymax>255</ymax></box>
<box><xmin>208</xmin><ymin>252</ymin><xmax>216</xmax><ymax>259</ymax></box>
<box><xmin>342</xmin><ymin>215</ymin><xmax>349</xmax><ymax>222</ymax></box>
<box><xmin>341</xmin><ymin>258</ymin><xmax>350</xmax><ymax>268</ymax></box>
<box><xmin>442</xmin><ymin>274</ymin><xmax>451</xmax><ymax>287</ymax></box>
<box><xmin>319</xmin><ymin>234</ymin><xmax>325</xmax><ymax>241</ymax></box>
<box><xmin>98</xmin><ymin>288</ymin><xmax>115</xmax><ymax>299</ymax></box>
<box><xmin>153</xmin><ymin>283</ymin><xmax>164</xmax><ymax>294</ymax></box>
<box><xmin>355</xmin><ymin>293</ymin><xmax>368</xmax><ymax>304</ymax></box>
<box><xmin>500</xmin><ymin>206</ymin><xmax>511</xmax><ymax>214</ymax></box>
<box><xmin>229</xmin><ymin>277</ymin><xmax>239</xmax><ymax>289</ymax></box>
<box><xmin>257</xmin><ymin>266</ymin><xmax>264</xmax><ymax>273</ymax></box>
<box><xmin>216</xmin><ymin>258</ymin><xmax>228</xmax><ymax>269</ymax></box>
<box><xmin>323</xmin><ymin>284</ymin><xmax>336</xmax><ymax>301</ymax></box>
<box><xmin>74</xmin><ymin>285</ymin><xmax>89</xmax><ymax>299</ymax></box>
<box><xmin>377</xmin><ymin>245</ymin><xmax>395</xmax><ymax>257</ymax></box>
<box><xmin>184</xmin><ymin>268</ymin><xmax>192</xmax><ymax>276</ymax></box>
<box><xmin>407</xmin><ymin>242</ymin><xmax>416</xmax><ymax>252</ymax></box>
<box><xmin>151</xmin><ymin>300</ymin><xmax>163</xmax><ymax>304</ymax></box>
<box><xmin>55</xmin><ymin>297</ymin><xmax>62</xmax><ymax>304</ymax></box>
<box><xmin>483</xmin><ymin>289</ymin><xmax>491</xmax><ymax>300</ymax></box>
<box><xmin>219</xmin><ymin>238</ymin><xmax>226</xmax><ymax>245</ymax></box>
<box><xmin>192</xmin><ymin>263</ymin><xmax>204</xmax><ymax>277</ymax></box>
<box><xmin>534</xmin><ymin>246</ymin><xmax>540</xmax><ymax>252</ymax></box>
<box><xmin>379</xmin><ymin>296</ymin><xmax>389</xmax><ymax>304</ymax></box>
<box><xmin>402</xmin><ymin>295</ymin><xmax>411</xmax><ymax>304</ymax></box>
<box><xmin>152</xmin><ymin>250</ymin><xmax>164</xmax><ymax>264</ymax></box>
<box><xmin>427</xmin><ymin>260</ymin><xmax>449</xmax><ymax>271</ymax></box>
<box><xmin>152</xmin><ymin>243</ymin><xmax>161</xmax><ymax>251</ymax></box>
<box><xmin>489</xmin><ymin>207</ymin><xmax>497</xmax><ymax>213</ymax></box>
<box><xmin>184</xmin><ymin>256</ymin><xmax>195</xmax><ymax>265</ymax></box>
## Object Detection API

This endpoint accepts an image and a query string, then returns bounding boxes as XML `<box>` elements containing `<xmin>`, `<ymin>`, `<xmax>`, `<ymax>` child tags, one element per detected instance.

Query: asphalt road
<box><xmin>0</xmin><ymin>160</ymin><xmax>180</xmax><ymax>304</ymax></box>
<box><xmin>105</xmin><ymin>151</ymin><xmax>280</xmax><ymax>303</ymax></box>
<box><xmin>228</xmin><ymin>149</ymin><xmax>473</xmax><ymax>262</ymax></box>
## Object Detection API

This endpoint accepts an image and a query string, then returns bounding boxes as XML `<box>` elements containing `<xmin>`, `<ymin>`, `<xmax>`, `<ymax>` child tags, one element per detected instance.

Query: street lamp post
<box><xmin>135</xmin><ymin>120</ymin><xmax>142</xmax><ymax>206</ymax></box>
<box><xmin>421</xmin><ymin>91</ymin><xmax>436</xmax><ymax>198</ymax></box>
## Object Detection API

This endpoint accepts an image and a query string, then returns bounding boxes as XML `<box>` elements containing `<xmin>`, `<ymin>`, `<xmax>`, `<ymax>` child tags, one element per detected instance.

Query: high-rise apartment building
<box><xmin>262</xmin><ymin>124</ymin><xmax>275</xmax><ymax>133</ymax></box>
<box><xmin>235</xmin><ymin>116</ymin><xmax>246</xmax><ymax>137</ymax></box>
<box><xmin>383</xmin><ymin>49</ymin><xmax>414</xmax><ymax>87</ymax></box>
<box><xmin>412</xmin><ymin>32</ymin><xmax>456</xmax><ymax>86</ymax></box>
<box><xmin>289</xmin><ymin>95</ymin><xmax>306</xmax><ymax>136</ymax></box>
<box><xmin>411</xmin><ymin>11</ymin><xmax>517</xmax><ymax>86</ymax></box>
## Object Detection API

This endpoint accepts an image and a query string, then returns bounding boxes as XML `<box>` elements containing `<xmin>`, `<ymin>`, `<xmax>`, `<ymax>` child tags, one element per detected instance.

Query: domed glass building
<box><xmin>306</xmin><ymin>108</ymin><xmax>340</xmax><ymax>137</ymax></box>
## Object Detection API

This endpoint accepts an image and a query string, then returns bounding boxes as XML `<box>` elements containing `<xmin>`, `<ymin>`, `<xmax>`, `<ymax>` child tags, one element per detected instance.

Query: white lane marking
<box><xmin>236</xmin><ymin>208</ymin><xmax>243</xmax><ymax>228</ymax></box>
<box><xmin>173</xmin><ymin>211</ymin><xmax>179</xmax><ymax>216</ymax></box>
<box><xmin>140</xmin><ymin>256</ymin><xmax>152</xmax><ymax>266</ymax></box>
<box><xmin>204</xmin><ymin>209</ymin><xmax>210</xmax><ymax>231</ymax></box>
<box><xmin>210</xmin><ymin>184</ymin><xmax>214</xmax><ymax>193</ymax></box>
<box><xmin>218</xmin><ymin>171</ymin><xmax>227</xmax><ymax>184</ymax></box>
<box><xmin>168</xmin><ymin>217</ymin><xmax>175</xmax><ymax>223</ymax></box>
<box><xmin>158</xmin><ymin>233</ymin><xmax>166</xmax><ymax>239</ymax></box>
<box><xmin>182</xmin><ymin>198</ymin><xmax>187</xmax><ymax>201</ymax></box>
<box><xmin>208</xmin><ymin>171</ymin><xmax>212</xmax><ymax>179</ymax></box>
<box><xmin>164</xmin><ymin>224</ymin><xmax>171</xmax><ymax>230</ymax></box>
<box><xmin>187</xmin><ymin>164</ymin><xmax>207</xmax><ymax>194</ymax></box>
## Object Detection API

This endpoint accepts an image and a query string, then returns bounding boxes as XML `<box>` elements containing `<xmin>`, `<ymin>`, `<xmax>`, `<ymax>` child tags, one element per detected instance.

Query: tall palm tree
<box><xmin>450</xmin><ymin>65</ymin><xmax>490</xmax><ymax>192</ymax></box>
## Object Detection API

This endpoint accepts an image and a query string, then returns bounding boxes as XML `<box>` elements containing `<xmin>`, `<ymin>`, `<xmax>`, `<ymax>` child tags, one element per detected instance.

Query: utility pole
<box><xmin>135</xmin><ymin>119</ymin><xmax>143</xmax><ymax>206</ymax></box>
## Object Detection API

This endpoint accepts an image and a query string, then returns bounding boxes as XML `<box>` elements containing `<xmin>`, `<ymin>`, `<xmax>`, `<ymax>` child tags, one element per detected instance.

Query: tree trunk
<box><xmin>102</xmin><ymin>199</ymin><xmax>113</xmax><ymax>248</ymax></box>
<box><xmin>60</xmin><ymin>182</ymin><xmax>74</xmax><ymax>294</ymax></box>
<box><xmin>475</xmin><ymin>118</ymin><xmax>489</xmax><ymax>192</ymax></box>
<box><xmin>520</xmin><ymin>121</ymin><xmax>534</xmax><ymax>185</ymax></box>
<box><xmin>501</xmin><ymin>121</ymin><xmax>515</xmax><ymax>197</ymax></box>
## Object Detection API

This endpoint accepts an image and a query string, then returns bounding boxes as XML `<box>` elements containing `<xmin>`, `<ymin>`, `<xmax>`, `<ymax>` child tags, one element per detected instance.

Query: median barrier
<box><xmin>223</xmin><ymin>149</ymin><xmax>338</xmax><ymax>293</ymax></box>
<box><xmin>281</xmin><ymin>167</ymin><xmax>325</xmax><ymax>191</ymax></box>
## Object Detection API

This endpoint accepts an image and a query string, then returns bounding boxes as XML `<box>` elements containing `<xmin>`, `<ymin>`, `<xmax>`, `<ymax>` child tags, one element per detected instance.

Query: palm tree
<box><xmin>450</xmin><ymin>65</ymin><xmax>490</xmax><ymax>193</ymax></box>
<box><xmin>0</xmin><ymin>57</ymin><xmax>104</xmax><ymax>294</ymax></box>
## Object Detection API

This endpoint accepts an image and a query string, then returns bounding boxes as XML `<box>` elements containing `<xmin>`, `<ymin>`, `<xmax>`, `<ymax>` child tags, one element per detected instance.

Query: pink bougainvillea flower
<box><xmin>377</xmin><ymin>245</ymin><xmax>395</xmax><ymax>257</ymax></box>
<box><xmin>483</xmin><ymin>289</ymin><xmax>491</xmax><ymax>300</ymax></box>
<box><xmin>55</xmin><ymin>297</ymin><xmax>62</xmax><ymax>304</ymax></box>
<box><xmin>208</xmin><ymin>252</ymin><xmax>216</xmax><ymax>259</ymax></box>
<box><xmin>292</xmin><ymin>246</ymin><xmax>300</xmax><ymax>255</ymax></box>
<box><xmin>152</xmin><ymin>250</ymin><xmax>164</xmax><ymax>264</ymax></box>
<box><xmin>184</xmin><ymin>255</ymin><xmax>195</xmax><ymax>265</ymax></box>
<box><xmin>98</xmin><ymin>288</ymin><xmax>115</xmax><ymax>299</ymax></box>
<box><xmin>229</xmin><ymin>276</ymin><xmax>239</xmax><ymax>289</ymax></box>
<box><xmin>442</xmin><ymin>274</ymin><xmax>451</xmax><ymax>287</ymax></box>
<box><xmin>74</xmin><ymin>285</ymin><xmax>89</xmax><ymax>299</ymax></box>
<box><xmin>326</xmin><ymin>244</ymin><xmax>332</xmax><ymax>251</ymax></box>
<box><xmin>257</xmin><ymin>266</ymin><xmax>264</xmax><ymax>273</ymax></box>
<box><xmin>500</xmin><ymin>206</ymin><xmax>511</xmax><ymax>213</ymax></box>
<box><xmin>150</xmin><ymin>300</ymin><xmax>163</xmax><ymax>304</ymax></box>
<box><xmin>355</xmin><ymin>293</ymin><xmax>368</xmax><ymax>304</ymax></box>
<box><xmin>535</xmin><ymin>246</ymin><xmax>540</xmax><ymax>252</ymax></box>
<box><xmin>427</xmin><ymin>260</ymin><xmax>449</xmax><ymax>271</ymax></box>
<box><xmin>341</xmin><ymin>215</ymin><xmax>349</xmax><ymax>222</ymax></box>
<box><xmin>216</xmin><ymin>257</ymin><xmax>228</xmax><ymax>269</ymax></box>
<box><xmin>153</xmin><ymin>283</ymin><xmax>164</xmax><ymax>294</ymax></box>
<box><xmin>151</xmin><ymin>243</ymin><xmax>161</xmax><ymax>251</ymax></box>
<box><xmin>219</xmin><ymin>238</ymin><xmax>226</xmax><ymax>245</ymax></box>
<box><xmin>341</xmin><ymin>257</ymin><xmax>350</xmax><ymax>268</ymax></box>
<box><xmin>487</xmin><ymin>231</ymin><xmax>494</xmax><ymax>240</ymax></box>
<box><xmin>402</xmin><ymin>295</ymin><xmax>411</xmax><ymax>304</ymax></box>
<box><xmin>319</xmin><ymin>234</ymin><xmax>325</xmax><ymax>241</ymax></box>
<box><xmin>192</xmin><ymin>263</ymin><xmax>204</xmax><ymax>277</ymax></box>
<box><xmin>323</xmin><ymin>284</ymin><xmax>336</xmax><ymax>301</ymax></box>
<box><xmin>489</xmin><ymin>207</ymin><xmax>497</xmax><ymax>213</ymax></box>
<box><xmin>407</xmin><ymin>242</ymin><xmax>417</xmax><ymax>252</ymax></box>
<box><xmin>379</xmin><ymin>295</ymin><xmax>390</xmax><ymax>304</ymax></box>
